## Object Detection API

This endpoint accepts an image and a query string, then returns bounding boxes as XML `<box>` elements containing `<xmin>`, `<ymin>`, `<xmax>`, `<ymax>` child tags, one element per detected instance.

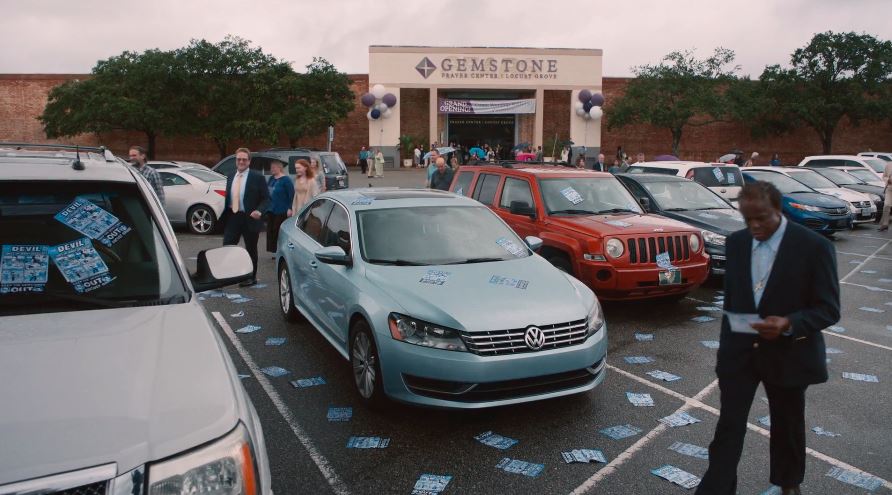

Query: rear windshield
<box><xmin>812</xmin><ymin>168</ymin><xmax>859</xmax><ymax>185</ymax></box>
<box><xmin>320</xmin><ymin>154</ymin><xmax>347</xmax><ymax>175</ymax></box>
<box><xmin>182</xmin><ymin>168</ymin><xmax>225</xmax><ymax>182</ymax></box>
<box><xmin>784</xmin><ymin>170</ymin><xmax>838</xmax><ymax>189</ymax></box>
<box><xmin>846</xmin><ymin>169</ymin><xmax>880</xmax><ymax>183</ymax></box>
<box><xmin>692</xmin><ymin>167</ymin><xmax>743</xmax><ymax>187</ymax></box>
<box><xmin>0</xmin><ymin>181</ymin><xmax>188</xmax><ymax>316</ymax></box>
<box><xmin>744</xmin><ymin>172</ymin><xmax>813</xmax><ymax>194</ymax></box>
<box><xmin>863</xmin><ymin>158</ymin><xmax>886</xmax><ymax>174</ymax></box>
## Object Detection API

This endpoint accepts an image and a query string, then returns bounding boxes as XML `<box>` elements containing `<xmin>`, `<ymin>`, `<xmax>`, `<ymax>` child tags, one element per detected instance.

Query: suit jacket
<box><xmin>716</xmin><ymin>222</ymin><xmax>840</xmax><ymax>387</ymax></box>
<box><xmin>223</xmin><ymin>170</ymin><xmax>271</xmax><ymax>231</ymax></box>
<box><xmin>592</xmin><ymin>161</ymin><xmax>605</xmax><ymax>172</ymax></box>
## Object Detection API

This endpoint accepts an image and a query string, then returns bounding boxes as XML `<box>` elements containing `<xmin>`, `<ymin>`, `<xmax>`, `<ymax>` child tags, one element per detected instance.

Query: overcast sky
<box><xmin>2</xmin><ymin>0</ymin><xmax>889</xmax><ymax>77</ymax></box>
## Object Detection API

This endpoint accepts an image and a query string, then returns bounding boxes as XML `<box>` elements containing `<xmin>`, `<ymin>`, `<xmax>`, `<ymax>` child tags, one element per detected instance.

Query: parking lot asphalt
<box><xmin>177</xmin><ymin>168</ymin><xmax>892</xmax><ymax>494</ymax></box>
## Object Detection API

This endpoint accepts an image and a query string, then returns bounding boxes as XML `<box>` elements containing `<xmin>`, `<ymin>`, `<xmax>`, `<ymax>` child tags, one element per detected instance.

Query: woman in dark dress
<box><xmin>265</xmin><ymin>160</ymin><xmax>295</xmax><ymax>254</ymax></box>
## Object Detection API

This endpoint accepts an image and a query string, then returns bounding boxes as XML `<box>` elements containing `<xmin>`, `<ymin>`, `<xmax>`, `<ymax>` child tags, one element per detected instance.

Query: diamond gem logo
<box><xmin>415</xmin><ymin>57</ymin><xmax>436</xmax><ymax>79</ymax></box>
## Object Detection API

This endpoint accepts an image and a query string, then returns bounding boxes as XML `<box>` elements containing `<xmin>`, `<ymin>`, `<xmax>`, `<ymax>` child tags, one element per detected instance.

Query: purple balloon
<box><xmin>578</xmin><ymin>89</ymin><xmax>592</xmax><ymax>103</ymax></box>
<box><xmin>370</xmin><ymin>108</ymin><xmax>381</xmax><ymax>120</ymax></box>
<box><xmin>382</xmin><ymin>93</ymin><xmax>397</xmax><ymax>107</ymax></box>
<box><xmin>589</xmin><ymin>93</ymin><xmax>605</xmax><ymax>107</ymax></box>
<box><xmin>583</xmin><ymin>101</ymin><xmax>594</xmax><ymax>113</ymax></box>
<box><xmin>361</xmin><ymin>93</ymin><xmax>376</xmax><ymax>107</ymax></box>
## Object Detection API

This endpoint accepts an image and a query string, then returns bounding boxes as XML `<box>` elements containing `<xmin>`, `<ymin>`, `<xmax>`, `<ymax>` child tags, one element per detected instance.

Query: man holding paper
<box><xmin>697</xmin><ymin>182</ymin><xmax>840</xmax><ymax>495</ymax></box>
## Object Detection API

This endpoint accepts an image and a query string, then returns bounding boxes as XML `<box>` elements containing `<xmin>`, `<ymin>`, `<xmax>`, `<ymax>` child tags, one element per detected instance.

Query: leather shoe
<box><xmin>781</xmin><ymin>487</ymin><xmax>801</xmax><ymax>495</ymax></box>
<box><xmin>239</xmin><ymin>278</ymin><xmax>257</xmax><ymax>287</ymax></box>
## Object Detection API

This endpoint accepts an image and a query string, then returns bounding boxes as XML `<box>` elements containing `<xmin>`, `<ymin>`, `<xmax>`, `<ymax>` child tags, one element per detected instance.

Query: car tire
<box><xmin>187</xmin><ymin>205</ymin><xmax>217</xmax><ymax>235</ymax></box>
<box><xmin>349</xmin><ymin>320</ymin><xmax>385</xmax><ymax>407</ymax></box>
<box><xmin>278</xmin><ymin>262</ymin><xmax>301</xmax><ymax>322</ymax></box>
<box><xmin>547</xmin><ymin>254</ymin><xmax>573</xmax><ymax>275</ymax></box>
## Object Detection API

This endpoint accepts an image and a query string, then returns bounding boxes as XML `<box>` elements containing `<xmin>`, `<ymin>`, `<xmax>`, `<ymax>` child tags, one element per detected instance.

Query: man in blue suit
<box><xmin>697</xmin><ymin>181</ymin><xmax>840</xmax><ymax>495</ymax></box>
<box><xmin>223</xmin><ymin>148</ymin><xmax>270</xmax><ymax>287</ymax></box>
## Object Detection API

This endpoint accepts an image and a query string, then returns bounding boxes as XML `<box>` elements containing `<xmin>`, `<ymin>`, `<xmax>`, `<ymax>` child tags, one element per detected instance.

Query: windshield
<box><xmin>745</xmin><ymin>172</ymin><xmax>814</xmax><ymax>194</ymax></box>
<box><xmin>358</xmin><ymin>206</ymin><xmax>530</xmax><ymax>265</ymax></box>
<box><xmin>812</xmin><ymin>168</ymin><xmax>859</xmax><ymax>185</ymax></box>
<box><xmin>784</xmin><ymin>170</ymin><xmax>838</xmax><ymax>189</ymax></box>
<box><xmin>845</xmin><ymin>169</ymin><xmax>879</xmax><ymax>183</ymax></box>
<box><xmin>642</xmin><ymin>180</ymin><xmax>730</xmax><ymax>210</ymax></box>
<box><xmin>864</xmin><ymin>158</ymin><xmax>886</xmax><ymax>173</ymax></box>
<box><xmin>692</xmin><ymin>166</ymin><xmax>743</xmax><ymax>187</ymax></box>
<box><xmin>539</xmin><ymin>177</ymin><xmax>643</xmax><ymax>215</ymax></box>
<box><xmin>182</xmin><ymin>168</ymin><xmax>225</xmax><ymax>182</ymax></box>
<box><xmin>0</xmin><ymin>181</ymin><xmax>188</xmax><ymax>316</ymax></box>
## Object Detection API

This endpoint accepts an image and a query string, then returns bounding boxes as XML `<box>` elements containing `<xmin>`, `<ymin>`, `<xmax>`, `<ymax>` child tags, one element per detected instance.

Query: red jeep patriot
<box><xmin>450</xmin><ymin>164</ymin><xmax>710</xmax><ymax>301</ymax></box>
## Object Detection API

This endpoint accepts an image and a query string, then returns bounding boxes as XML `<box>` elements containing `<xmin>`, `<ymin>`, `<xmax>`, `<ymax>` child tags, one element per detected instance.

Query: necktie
<box><xmin>231</xmin><ymin>172</ymin><xmax>242</xmax><ymax>213</ymax></box>
<box><xmin>753</xmin><ymin>242</ymin><xmax>770</xmax><ymax>306</ymax></box>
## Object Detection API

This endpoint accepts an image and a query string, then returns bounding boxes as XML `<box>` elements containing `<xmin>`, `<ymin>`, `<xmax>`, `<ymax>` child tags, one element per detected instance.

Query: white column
<box><xmin>534</xmin><ymin>88</ymin><xmax>545</xmax><ymax>148</ymax></box>
<box><xmin>429</xmin><ymin>87</ymin><xmax>438</xmax><ymax>146</ymax></box>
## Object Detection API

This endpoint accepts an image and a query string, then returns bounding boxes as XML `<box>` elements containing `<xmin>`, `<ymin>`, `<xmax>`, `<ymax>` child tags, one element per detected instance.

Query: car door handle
<box><xmin>309</xmin><ymin>261</ymin><xmax>318</xmax><ymax>268</ymax></box>
<box><xmin>287</xmin><ymin>242</ymin><xmax>295</xmax><ymax>250</ymax></box>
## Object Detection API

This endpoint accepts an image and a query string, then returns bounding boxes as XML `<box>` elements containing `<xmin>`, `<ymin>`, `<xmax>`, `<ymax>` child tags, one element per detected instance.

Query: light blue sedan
<box><xmin>276</xmin><ymin>188</ymin><xmax>607</xmax><ymax>408</ymax></box>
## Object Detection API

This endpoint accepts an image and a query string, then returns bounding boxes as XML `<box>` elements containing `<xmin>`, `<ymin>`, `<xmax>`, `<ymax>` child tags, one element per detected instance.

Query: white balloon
<box><xmin>574</xmin><ymin>101</ymin><xmax>584</xmax><ymax>111</ymax></box>
<box><xmin>383</xmin><ymin>108</ymin><xmax>393</xmax><ymax>119</ymax></box>
<box><xmin>377</xmin><ymin>102</ymin><xmax>389</xmax><ymax>111</ymax></box>
<box><xmin>589</xmin><ymin>107</ymin><xmax>603</xmax><ymax>120</ymax></box>
<box><xmin>371</xmin><ymin>84</ymin><xmax>386</xmax><ymax>99</ymax></box>
<box><xmin>575</xmin><ymin>107</ymin><xmax>586</xmax><ymax>117</ymax></box>
<box><xmin>366</xmin><ymin>110</ymin><xmax>373</xmax><ymax>120</ymax></box>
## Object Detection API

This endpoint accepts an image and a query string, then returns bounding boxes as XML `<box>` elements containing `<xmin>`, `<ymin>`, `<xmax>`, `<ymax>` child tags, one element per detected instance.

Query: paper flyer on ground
<box><xmin>0</xmin><ymin>245</ymin><xmax>49</xmax><ymax>294</ymax></box>
<box><xmin>54</xmin><ymin>196</ymin><xmax>131</xmax><ymax>247</ymax></box>
<box><xmin>48</xmin><ymin>238</ymin><xmax>112</xmax><ymax>293</ymax></box>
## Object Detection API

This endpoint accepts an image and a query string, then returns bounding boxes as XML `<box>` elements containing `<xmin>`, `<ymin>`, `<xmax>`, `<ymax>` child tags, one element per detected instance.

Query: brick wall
<box><xmin>543</xmin><ymin>90</ymin><xmax>571</xmax><ymax>158</ymax></box>
<box><xmin>3</xmin><ymin>73</ymin><xmax>891</xmax><ymax>167</ymax></box>
<box><xmin>398</xmin><ymin>88</ymin><xmax>430</xmax><ymax>157</ymax></box>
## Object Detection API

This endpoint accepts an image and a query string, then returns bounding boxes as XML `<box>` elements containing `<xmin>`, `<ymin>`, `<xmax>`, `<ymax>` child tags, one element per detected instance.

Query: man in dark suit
<box><xmin>697</xmin><ymin>181</ymin><xmax>839</xmax><ymax>495</ymax></box>
<box><xmin>593</xmin><ymin>153</ymin><xmax>606</xmax><ymax>172</ymax></box>
<box><xmin>223</xmin><ymin>148</ymin><xmax>270</xmax><ymax>287</ymax></box>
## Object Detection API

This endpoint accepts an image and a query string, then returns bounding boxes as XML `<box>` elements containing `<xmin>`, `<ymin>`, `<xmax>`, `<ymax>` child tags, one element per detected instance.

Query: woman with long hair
<box><xmin>290</xmin><ymin>159</ymin><xmax>320</xmax><ymax>216</ymax></box>
<box><xmin>265</xmin><ymin>160</ymin><xmax>294</xmax><ymax>254</ymax></box>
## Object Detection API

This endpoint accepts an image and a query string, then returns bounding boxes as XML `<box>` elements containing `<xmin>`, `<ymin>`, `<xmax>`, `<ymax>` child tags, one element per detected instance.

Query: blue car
<box><xmin>741</xmin><ymin>170</ymin><xmax>853</xmax><ymax>233</ymax></box>
<box><xmin>276</xmin><ymin>188</ymin><xmax>607</xmax><ymax>408</ymax></box>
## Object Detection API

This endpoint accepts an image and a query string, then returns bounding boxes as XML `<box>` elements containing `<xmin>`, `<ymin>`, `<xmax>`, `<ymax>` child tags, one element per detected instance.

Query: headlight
<box><xmin>870</xmin><ymin>194</ymin><xmax>882</xmax><ymax>203</ymax></box>
<box><xmin>605</xmin><ymin>238</ymin><xmax>624</xmax><ymax>258</ymax></box>
<box><xmin>388</xmin><ymin>313</ymin><xmax>467</xmax><ymax>352</ymax></box>
<box><xmin>148</xmin><ymin>423</ymin><xmax>258</xmax><ymax>495</ymax></box>
<box><xmin>689</xmin><ymin>233</ymin><xmax>701</xmax><ymax>252</ymax></box>
<box><xmin>586</xmin><ymin>299</ymin><xmax>605</xmax><ymax>337</ymax></box>
<box><xmin>701</xmin><ymin>230</ymin><xmax>726</xmax><ymax>246</ymax></box>
<box><xmin>789</xmin><ymin>202</ymin><xmax>821</xmax><ymax>212</ymax></box>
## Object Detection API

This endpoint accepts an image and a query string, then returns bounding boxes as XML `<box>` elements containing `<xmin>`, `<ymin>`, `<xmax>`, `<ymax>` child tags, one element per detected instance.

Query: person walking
<box><xmin>373</xmin><ymin>148</ymin><xmax>385</xmax><ymax>178</ymax></box>
<box><xmin>535</xmin><ymin>146</ymin><xmax>543</xmax><ymax>161</ymax></box>
<box><xmin>575</xmin><ymin>156</ymin><xmax>587</xmax><ymax>169</ymax></box>
<box><xmin>879</xmin><ymin>159</ymin><xmax>892</xmax><ymax>231</ymax></box>
<box><xmin>607</xmin><ymin>160</ymin><xmax>621</xmax><ymax>175</ymax></box>
<box><xmin>429</xmin><ymin>157</ymin><xmax>454</xmax><ymax>191</ymax></box>
<box><xmin>291</xmin><ymin>159</ymin><xmax>320</xmax><ymax>216</ymax></box>
<box><xmin>265</xmin><ymin>160</ymin><xmax>294</xmax><ymax>256</ymax></box>
<box><xmin>310</xmin><ymin>158</ymin><xmax>327</xmax><ymax>193</ymax></box>
<box><xmin>128</xmin><ymin>146</ymin><xmax>165</xmax><ymax>205</ymax></box>
<box><xmin>745</xmin><ymin>151</ymin><xmax>759</xmax><ymax>167</ymax></box>
<box><xmin>414</xmin><ymin>145</ymin><xmax>422</xmax><ymax>168</ymax></box>
<box><xmin>366</xmin><ymin>147</ymin><xmax>374</xmax><ymax>178</ymax></box>
<box><xmin>223</xmin><ymin>148</ymin><xmax>270</xmax><ymax>287</ymax></box>
<box><xmin>770</xmin><ymin>153</ymin><xmax>781</xmax><ymax>167</ymax></box>
<box><xmin>593</xmin><ymin>153</ymin><xmax>606</xmax><ymax>172</ymax></box>
<box><xmin>696</xmin><ymin>181</ymin><xmax>840</xmax><ymax>495</ymax></box>
<box><xmin>425</xmin><ymin>149</ymin><xmax>441</xmax><ymax>187</ymax></box>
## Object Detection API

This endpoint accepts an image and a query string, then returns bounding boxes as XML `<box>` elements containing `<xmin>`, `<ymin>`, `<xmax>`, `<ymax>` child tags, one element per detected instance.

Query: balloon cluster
<box><xmin>573</xmin><ymin>89</ymin><xmax>605</xmax><ymax>120</ymax></box>
<box><xmin>361</xmin><ymin>84</ymin><xmax>397</xmax><ymax>121</ymax></box>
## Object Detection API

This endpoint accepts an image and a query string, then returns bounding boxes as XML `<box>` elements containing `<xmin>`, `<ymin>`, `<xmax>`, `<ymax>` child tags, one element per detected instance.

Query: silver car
<box><xmin>276</xmin><ymin>188</ymin><xmax>608</xmax><ymax>409</ymax></box>
<box><xmin>159</xmin><ymin>167</ymin><xmax>227</xmax><ymax>234</ymax></box>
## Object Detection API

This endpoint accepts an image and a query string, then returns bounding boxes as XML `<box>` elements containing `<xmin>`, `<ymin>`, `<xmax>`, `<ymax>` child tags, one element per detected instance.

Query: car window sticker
<box><xmin>48</xmin><ymin>237</ymin><xmax>113</xmax><ymax>293</ymax></box>
<box><xmin>559</xmin><ymin>186</ymin><xmax>584</xmax><ymax>205</ymax></box>
<box><xmin>0</xmin><ymin>245</ymin><xmax>50</xmax><ymax>294</ymax></box>
<box><xmin>54</xmin><ymin>197</ymin><xmax>131</xmax><ymax>247</ymax></box>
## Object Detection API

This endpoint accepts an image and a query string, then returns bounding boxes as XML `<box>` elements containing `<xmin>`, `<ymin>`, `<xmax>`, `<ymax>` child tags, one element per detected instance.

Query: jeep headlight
<box><xmin>388</xmin><ymin>313</ymin><xmax>467</xmax><ymax>352</ymax></box>
<box><xmin>586</xmin><ymin>299</ymin><xmax>605</xmax><ymax>337</ymax></box>
<box><xmin>689</xmin><ymin>233</ymin><xmax>701</xmax><ymax>252</ymax></box>
<box><xmin>701</xmin><ymin>230</ymin><xmax>726</xmax><ymax>247</ymax></box>
<box><xmin>148</xmin><ymin>423</ymin><xmax>258</xmax><ymax>495</ymax></box>
<box><xmin>605</xmin><ymin>238</ymin><xmax>624</xmax><ymax>258</ymax></box>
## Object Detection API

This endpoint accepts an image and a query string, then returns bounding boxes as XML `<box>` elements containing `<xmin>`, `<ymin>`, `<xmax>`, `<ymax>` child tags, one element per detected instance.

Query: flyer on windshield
<box><xmin>54</xmin><ymin>197</ymin><xmax>131</xmax><ymax>247</ymax></box>
<box><xmin>49</xmin><ymin>237</ymin><xmax>113</xmax><ymax>293</ymax></box>
<box><xmin>0</xmin><ymin>244</ymin><xmax>50</xmax><ymax>294</ymax></box>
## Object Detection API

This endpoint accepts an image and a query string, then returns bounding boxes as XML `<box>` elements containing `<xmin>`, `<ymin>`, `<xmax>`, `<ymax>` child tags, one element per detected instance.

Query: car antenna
<box><xmin>72</xmin><ymin>145</ymin><xmax>85</xmax><ymax>170</ymax></box>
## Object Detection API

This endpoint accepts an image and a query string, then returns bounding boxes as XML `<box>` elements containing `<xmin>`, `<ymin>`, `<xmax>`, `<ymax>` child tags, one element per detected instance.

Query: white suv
<box><xmin>798</xmin><ymin>155</ymin><xmax>885</xmax><ymax>181</ymax></box>
<box><xmin>0</xmin><ymin>144</ymin><xmax>272</xmax><ymax>494</ymax></box>
<box><xmin>858</xmin><ymin>151</ymin><xmax>892</xmax><ymax>163</ymax></box>
<box><xmin>624</xmin><ymin>161</ymin><xmax>744</xmax><ymax>206</ymax></box>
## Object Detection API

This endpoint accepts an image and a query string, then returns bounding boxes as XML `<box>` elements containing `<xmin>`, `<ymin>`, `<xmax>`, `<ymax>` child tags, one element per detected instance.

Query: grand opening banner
<box><xmin>438</xmin><ymin>98</ymin><xmax>536</xmax><ymax>114</ymax></box>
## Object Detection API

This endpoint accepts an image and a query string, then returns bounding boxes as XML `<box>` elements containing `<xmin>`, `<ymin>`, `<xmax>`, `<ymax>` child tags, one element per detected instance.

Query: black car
<box><xmin>617</xmin><ymin>173</ymin><xmax>745</xmax><ymax>276</ymax></box>
<box><xmin>808</xmin><ymin>167</ymin><xmax>885</xmax><ymax>224</ymax></box>
<box><xmin>212</xmin><ymin>148</ymin><xmax>349</xmax><ymax>190</ymax></box>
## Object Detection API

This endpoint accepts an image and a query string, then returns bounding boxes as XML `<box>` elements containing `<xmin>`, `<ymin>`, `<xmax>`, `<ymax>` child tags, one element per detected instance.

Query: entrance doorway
<box><xmin>447</xmin><ymin>115</ymin><xmax>515</xmax><ymax>160</ymax></box>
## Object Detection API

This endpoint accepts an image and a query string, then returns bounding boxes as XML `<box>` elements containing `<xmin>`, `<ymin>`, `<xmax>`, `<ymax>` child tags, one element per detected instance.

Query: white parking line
<box><xmin>572</xmin><ymin>364</ymin><xmax>892</xmax><ymax>492</ymax></box>
<box><xmin>824</xmin><ymin>331</ymin><xmax>892</xmax><ymax>351</ymax></box>
<box><xmin>841</xmin><ymin>281</ymin><xmax>892</xmax><ymax>293</ymax></box>
<box><xmin>840</xmin><ymin>240</ymin><xmax>892</xmax><ymax>284</ymax></box>
<box><xmin>212</xmin><ymin>312</ymin><xmax>351</xmax><ymax>495</ymax></box>
<box><xmin>837</xmin><ymin>250</ymin><xmax>892</xmax><ymax>261</ymax></box>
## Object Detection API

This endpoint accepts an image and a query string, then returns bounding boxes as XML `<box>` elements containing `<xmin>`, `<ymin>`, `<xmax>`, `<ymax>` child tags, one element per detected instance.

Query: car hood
<box><xmin>840</xmin><ymin>184</ymin><xmax>884</xmax><ymax>197</ymax></box>
<box><xmin>364</xmin><ymin>256</ymin><xmax>595</xmax><ymax>332</ymax></box>
<box><xmin>814</xmin><ymin>187</ymin><xmax>869</xmax><ymax>203</ymax></box>
<box><xmin>546</xmin><ymin>213</ymin><xmax>697</xmax><ymax>237</ymax></box>
<box><xmin>0</xmin><ymin>303</ymin><xmax>240</xmax><ymax>485</ymax></box>
<box><xmin>785</xmin><ymin>192</ymin><xmax>848</xmax><ymax>207</ymax></box>
<box><xmin>658</xmin><ymin>209</ymin><xmax>745</xmax><ymax>236</ymax></box>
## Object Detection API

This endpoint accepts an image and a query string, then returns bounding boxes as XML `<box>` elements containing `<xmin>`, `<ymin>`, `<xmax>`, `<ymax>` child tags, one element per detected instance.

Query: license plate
<box><xmin>861</xmin><ymin>208</ymin><xmax>871</xmax><ymax>216</ymax></box>
<box><xmin>658</xmin><ymin>269</ymin><xmax>682</xmax><ymax>286</ymax></box>
<box><xmin>338</xmin><ymin>179</ymin><xmax>345</xmax><ymax>187</ymax></box>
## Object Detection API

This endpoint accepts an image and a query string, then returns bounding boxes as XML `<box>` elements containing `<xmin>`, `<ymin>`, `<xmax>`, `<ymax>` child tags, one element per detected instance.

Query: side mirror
<box><xmin>638</xmin><ymin>197</ymin><xmax>652</xmax><ymax>212</ymax></box>
<box><xmin>191</xmin><ymin>246</ymin><xmax>253</xmax><ymax>292</ymax></box>
<box><xmin>525</xmin><ymin>236</ymin><xmax>544</xmax><ymax>252</ymax></box>
<box><xmin>509</xmin><ymin>201</ymin><xmax>536</xmax><ymax>218</ymax></box>
<box><xmin>315</xmin><ymin>246</ymin><xmax>352</xmax><ymax>266</ymax></box>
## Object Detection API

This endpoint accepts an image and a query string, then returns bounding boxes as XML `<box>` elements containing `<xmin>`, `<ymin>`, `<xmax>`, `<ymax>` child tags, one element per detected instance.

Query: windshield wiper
<box><xmin>366</xmin><ymin>258</ymin><xmax>429</xmax><ymax>266</ymax></box>
<box><xmin>443</xmin><ymin>257</ymin><xmax>507</xmax><ymax>265</ymax></box>
<box><xmin>663</xmin><ymin>207</ymin><xmax>689</xmax><ymax>212</ymax></box>
<box><xmin>693</xmin><ymin>207</ymin><xmax>726</xmax><ymax>210</ymax></box>
<box><xmin>595</xmin><ymin>208</ymin><xmax>638</xmax><ymax>214</ymax></box>
<box><xmin>551</xmin><ymin>209</ymin><xmax>598</xmax><ymax>215</ymax></box>
<box><xmin>38</xmin><ymin>291</ymin><xmax>130</xmax><ymax>308</ymax></box>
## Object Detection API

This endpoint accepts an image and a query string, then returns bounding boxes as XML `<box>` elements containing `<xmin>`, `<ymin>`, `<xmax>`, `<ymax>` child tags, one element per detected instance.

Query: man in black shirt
<box><xmin>430</xmin><ymin>157</ymin><xmax>454</xmax><ymax>190</ymax></box>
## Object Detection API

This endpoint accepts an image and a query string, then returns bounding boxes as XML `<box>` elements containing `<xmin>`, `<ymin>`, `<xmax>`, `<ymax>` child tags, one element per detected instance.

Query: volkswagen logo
<box><xmin>524</xmin><ymin>326</ymin><xmax>546</xmax><ymax>351</ymax></box>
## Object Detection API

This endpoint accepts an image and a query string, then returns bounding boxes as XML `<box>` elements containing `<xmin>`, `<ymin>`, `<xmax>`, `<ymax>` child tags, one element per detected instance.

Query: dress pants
<box><xmin>880</xmin><ymin>186</ymin><xmax>891</xmax><ymax>228</ymax></box>
<box><xmin>223</xmin><ymin>212</ymin><xmax>260</xmax><ymax>279</ymax></box>
<box><xmin>696</xmin><ymin>370</ymin><xmax>807</xmax><ymax>494</ymax></box>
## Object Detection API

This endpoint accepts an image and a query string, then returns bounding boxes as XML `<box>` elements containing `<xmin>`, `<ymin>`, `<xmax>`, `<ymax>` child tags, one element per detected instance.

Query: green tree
<box><xmin>40</xmin><ymin>49</ymin><xmax>182</xmax><ymax>159</ymax></box>
<box><xmin>743</xmin><ymin>31</ymin><xmax>892</xmax><ymax>153</ymax></box>
<box><xmin>176</xmin><ymin>36</ymin><xmax>293</xmax><ymax>158</ymax></box>
<box><xmin>607</xmin><ymin>48</ymin><xmax>739</xmax><ymax>156</ymax></box>
<box><xmin>273</xmin><ymin>57</ymin><xmax>354</xmax><ymax>148</ymax></box>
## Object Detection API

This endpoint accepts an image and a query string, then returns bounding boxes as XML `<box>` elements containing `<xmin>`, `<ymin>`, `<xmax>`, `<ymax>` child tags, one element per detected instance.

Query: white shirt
<box><xmin>751</xmin><ymin>215</ymin><xmax>787</xmax><ymax>307</ymax></box>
